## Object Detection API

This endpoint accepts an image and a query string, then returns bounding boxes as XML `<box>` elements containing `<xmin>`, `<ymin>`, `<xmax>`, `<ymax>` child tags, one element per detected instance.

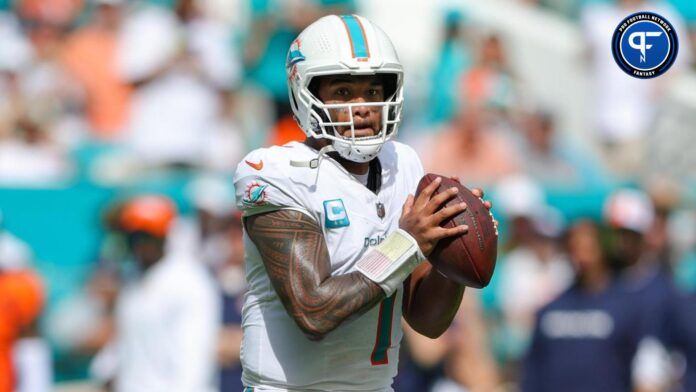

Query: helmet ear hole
<box><xmin>310</xmin><ymin>103</ymin><xmax>335</xmax><ymax>135</ymax></box>
<box><xmin>289</xmin><ymin>87</ymin><xmax>300</xmax><ymax>112</ymax></box>
<box><xmin>308</xmin><ymin>77</ymin><xmax>321</xmax><ymax>99</ymax></box>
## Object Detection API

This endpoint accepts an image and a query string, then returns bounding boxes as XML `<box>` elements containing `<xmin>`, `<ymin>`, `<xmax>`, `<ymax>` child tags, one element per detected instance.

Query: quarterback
<box><xmin>234</xmin><ymin>14</ymin><xmax>487</xmax><ymax>391</ymax></box>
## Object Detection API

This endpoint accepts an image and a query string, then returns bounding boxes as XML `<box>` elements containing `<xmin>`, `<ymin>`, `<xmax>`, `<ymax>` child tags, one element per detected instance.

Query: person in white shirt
<box><xmin>103</xmin><ymin>195</ymin><xmax>220</xmax><ymax>392</ymax></box>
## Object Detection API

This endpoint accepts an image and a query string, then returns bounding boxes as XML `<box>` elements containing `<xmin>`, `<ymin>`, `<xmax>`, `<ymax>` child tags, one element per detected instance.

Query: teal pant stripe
<box><xmin>371</xmin><ymin>292</ymin><xmax>396</xmax><ymax>364</ymax></box>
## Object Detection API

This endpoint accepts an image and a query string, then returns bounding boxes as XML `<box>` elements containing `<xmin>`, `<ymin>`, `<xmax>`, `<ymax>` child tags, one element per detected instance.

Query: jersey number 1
<box><xmin>370</xmin><ymin>292</ymin><xmax>396</xmax><ymax>365</ymax></box>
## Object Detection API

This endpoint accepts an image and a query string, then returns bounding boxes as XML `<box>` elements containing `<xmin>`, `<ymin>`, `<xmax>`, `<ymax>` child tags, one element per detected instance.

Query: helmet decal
<box><xmin>339</xmin><ymin>15</ymin><xmax>370</xmax><ymax>60</ymax></box>
<box><xmin>286</xmin><ymin>39</ymin><xmax>305</xmax><ymax>70</ymax></box>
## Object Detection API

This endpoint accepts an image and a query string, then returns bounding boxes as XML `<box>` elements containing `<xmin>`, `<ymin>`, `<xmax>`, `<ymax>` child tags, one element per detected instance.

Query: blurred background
<box><xmin>1</xmin><ymin>0</ymin><xmax>696</xmax><ymax>390</ymax></box>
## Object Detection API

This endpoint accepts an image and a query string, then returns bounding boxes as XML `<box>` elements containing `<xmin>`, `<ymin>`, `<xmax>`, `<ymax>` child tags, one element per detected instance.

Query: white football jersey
<box><xmin>233</xmin><ymin>140</ymin><xmax>424</xmax><ymax>391</ymax></box>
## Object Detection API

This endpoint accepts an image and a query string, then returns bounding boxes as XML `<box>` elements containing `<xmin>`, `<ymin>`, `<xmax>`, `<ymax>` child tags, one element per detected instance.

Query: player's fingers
<box><xmin>432</xmin><ymin>224</ymin><xmax>469</xmax><ymax>240</ymax></box>
<box><xmin>425</xmin><ymin>186</ymin><xmax>459</xmax><ymax>214</ymax></box>
<box><xmin>471</xmin><ymin>188</ymin><xmax>485</xmax><ymax>198</ymax></box>
<box><xmin>414</xmin><ymin>176</ymin><xmax>442</xmax><ymax>209</ymax></box>
<box><xmin>483</xmin><ymin>200</ymin><xmax>493</xmax><ymax>210</ymax></box>
<box><xmin>430</xmin><ymin>202</ymin><xmax>467</xmax><ymax>225</ymax></box>
<box><xmin>401</xmin><ymin>194</ymin><xmax>414</xmax><ymax>217</ymax></box>
<box><xmin>450</xmin><ymin>176</ymin><xmax>461</xmax><ymax>184</ymax></box>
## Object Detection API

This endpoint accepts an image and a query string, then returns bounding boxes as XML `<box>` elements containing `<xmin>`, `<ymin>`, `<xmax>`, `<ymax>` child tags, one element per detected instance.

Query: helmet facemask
<box><xmin>292</xmin><ymin>72</ymin><xmax>403</xmax><ymax>163</ymax></box>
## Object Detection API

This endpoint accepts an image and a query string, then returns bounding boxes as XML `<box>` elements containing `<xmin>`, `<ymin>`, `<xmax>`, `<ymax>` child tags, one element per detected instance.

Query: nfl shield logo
<box><xmin>376</xmin><ymin>202</ymin><xmax>385</xmax><ymax>219</ymax></box>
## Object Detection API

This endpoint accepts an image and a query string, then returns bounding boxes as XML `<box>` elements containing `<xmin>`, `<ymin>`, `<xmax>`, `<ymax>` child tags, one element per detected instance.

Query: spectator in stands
<box><xmin>62</xmin><ymin>0</ymin><xmax>131</xmax><ymax>139</ymax></box>
<box><xmin>47</xmin><ymin>266</ymin><xmax>119</xmax><ymax>373</ymax></box>
<box><xmin>117</xmin><ymin>0</ymin><xmax>241</xmax><ymax>167</ymax></box>
<box><xmin>460</xmin><ymin>33</ymin><xmax>517</xmax><ymax>116</ymax></box>
<box><xmin>244</xmin><ymin>0</ymin><xmax>355</xmax><ymax>122</ymax></box>
<box><xmin>93</xmin><ymin>195</ymin><xmax>220</xmax><ymax>391</ymax></box>
<box><xmin>183</xmin><ymin>176</ymin><xmax>246</xmax><ymax>391</ymax></box>
<box><xmin>605</xmin><ymin>189</ymin><xmax>675</xmax><ymax>320</ymax></box>
<box><xmin>244</xmin><ymin>0</ymin><xmax>356</xmax><ymax>146</ymax></box>
<box><xmin>518</xmin><ymin>109</ymin><xmax>610</xmax><ymax>189</ymax></box>
<box><xmin>426</xmin><ymin>9</ymin><xmax>472</xmax><ymax>126</ymax></box>
<box><xmin>418</xmin><ymin>107</ymin><xmax>520</xmax><ymax>188</ymax></box>
<box><xmin>47</xmin><ymin>202</ymin><xmax>124</xmax><ymax>385</ymax></box>
<box><xmin>498</xmin><ymin>207</ymin><xmax>572</xmax><ymax>368</ymax></box>
<box><xmin>643</xmin><ymin>180</ymin><xmax>683</xmax><ymax>269</ymax></box>
<box><xmin>0</xmin><ymin>115</ymin><xmax>74</xmax><ymax>186</ymax></box>
<box><xmin>666</xmin><ymin>0</ymin><xmax>696</xmax><ymax>66</ymax></box>
<box><xmin>186</xmin><ymin>175</ymin><xmax>238</xmax><ymax>269</ymax></box>
<box><xmin>0</xmin><ymin>212</ymin><xmax>46</xmax><ymax>392</ymax></box>
<box><xmin>604</xmin><ymin>189</ymin><xmax>678</xmax><ymax>392</ymax></box>
<box><xmin>15</xmin><ymin>0</ymin><xmax>83</xmax><ymax>28</ymax></box>
<box><xmin>493</xmin><ymin>175</ymin><xmax>545</xmax><ymax>253</ymax></box>
<box><xmin>0</xmin><ymin>10</ymin><xmax>32</xmax><ymax>136</ymax></box>
<box><xmin>494</xmin><ymin>176</ymin><xmax>573</xmax><ymax>369</ymax></box>
<box><xmin>16</xmin><ymin>0</ymin><xmax>87</xmax><ymax>147</ymax></box>
<box><xmin>672</xmin><ymin>208</ymin><xmax>696</xmax><ymax>293</ymax></box>
<box><xmin>0</xmin><ymin>1</ymin><xmax>81</xmax><ymax>185</ymax></box>
<box><xmin>522</xmin><ymin>220</ymin><xmax>644</xmax><ymax>392</ymax></box>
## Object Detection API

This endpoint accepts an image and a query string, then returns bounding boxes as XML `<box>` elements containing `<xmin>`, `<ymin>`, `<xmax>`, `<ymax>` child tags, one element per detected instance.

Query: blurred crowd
<box><xmin>1</xmin><ymin>0</ymin><xmax>696</xmax><ymax>391</ymax></box>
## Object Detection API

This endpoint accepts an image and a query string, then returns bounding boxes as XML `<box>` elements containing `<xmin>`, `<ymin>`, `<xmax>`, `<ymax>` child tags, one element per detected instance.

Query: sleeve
<box><xmin>233</xmin><ymin>149</ymin><xmax>312</xmax><ymax>218</ymax></box>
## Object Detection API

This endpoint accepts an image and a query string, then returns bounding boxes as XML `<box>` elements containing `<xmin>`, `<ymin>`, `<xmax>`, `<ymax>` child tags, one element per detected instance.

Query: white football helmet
<box><xmin>286</xmin><ymin>14</ymin><xmax>404</xmax><ymax>163</ymax></box>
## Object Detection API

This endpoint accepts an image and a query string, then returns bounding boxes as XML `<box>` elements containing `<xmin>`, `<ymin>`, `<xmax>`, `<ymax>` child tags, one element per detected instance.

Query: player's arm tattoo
<box><xmin>246</xmin><ymin>209</ymin><xmax>385</xmax><ymax>340</ymax></box>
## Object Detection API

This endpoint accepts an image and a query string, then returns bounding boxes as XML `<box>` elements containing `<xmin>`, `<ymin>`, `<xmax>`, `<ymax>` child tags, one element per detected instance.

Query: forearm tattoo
<box><xmin>246</xmin><ymin>209</ymin><xmax>385</xmax><ymax>339</ymax></box>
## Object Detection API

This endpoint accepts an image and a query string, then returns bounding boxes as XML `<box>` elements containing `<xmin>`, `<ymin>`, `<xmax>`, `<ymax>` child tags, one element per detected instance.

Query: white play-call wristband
<box><xmin>356</xmin><ymin>229</ymin><xmax>426</xmax><ymax>296</ymax></box>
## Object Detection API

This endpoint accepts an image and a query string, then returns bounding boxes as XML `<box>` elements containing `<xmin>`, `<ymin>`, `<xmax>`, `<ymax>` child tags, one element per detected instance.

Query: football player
<box><xmin>234</xmin><ymin>14</ymin><xmax>491</xmax><ymax>391</ymax></box>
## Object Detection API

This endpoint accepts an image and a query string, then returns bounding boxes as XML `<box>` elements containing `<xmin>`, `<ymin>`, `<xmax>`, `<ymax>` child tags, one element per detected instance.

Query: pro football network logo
<box><xmin>612</xmin><ymin>12</ymin><xmax>678</xmax><ymax>79</ymax></box>
<box><xmin>242</xmin><ymin>182</ymin><xmax>268</xmax><ymax>207</ymax></box>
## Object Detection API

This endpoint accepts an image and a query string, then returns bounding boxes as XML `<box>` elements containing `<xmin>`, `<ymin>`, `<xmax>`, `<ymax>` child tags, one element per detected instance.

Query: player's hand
<box><xmin>445</xmin><ymin>180</ymin><xmax>498</xmax><ymax>232</ymax></box>
<box><xmin>450</xmin><ymin>178</ymin><xmax>496</xmax><ymax>215</ymax></box>
<box><xmin>399</xmin><ymin>176</ymin><xmax>469</xmax><ymax>256</ymax></box>
<box><xmin>471</xmin><ymin>187</ymin><xmax>498</xmax><ymax>232</ymax></box>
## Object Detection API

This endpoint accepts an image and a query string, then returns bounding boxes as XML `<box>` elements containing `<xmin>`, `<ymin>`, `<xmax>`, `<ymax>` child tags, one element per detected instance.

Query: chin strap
<box><xmin>290</xmin><ymin>144</ymin><xmax>335</xmax><ymax>169</ymax></box>
<box><xmin>290</xmin><ymin>144</ymin><xmax>336</xmax><ymax>185</ymax></box>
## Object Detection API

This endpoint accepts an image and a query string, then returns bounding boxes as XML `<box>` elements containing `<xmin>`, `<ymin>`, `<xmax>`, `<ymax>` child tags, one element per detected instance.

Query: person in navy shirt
<box><xmin>522</xmin><ymin>220</ymin><xmax>645</xmax><ymax>392</ymax></box>
<box><xmin>605</xmin><ymin>189</ymin><xmax>676</xmax><ymax>341</ymax></box>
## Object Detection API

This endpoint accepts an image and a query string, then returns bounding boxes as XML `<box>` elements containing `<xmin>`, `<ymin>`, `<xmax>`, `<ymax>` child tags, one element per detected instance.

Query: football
<box><xmin>415</xmin><ymin>174</ymin><xmax>498</xmax><ymax>288</ymax></box>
